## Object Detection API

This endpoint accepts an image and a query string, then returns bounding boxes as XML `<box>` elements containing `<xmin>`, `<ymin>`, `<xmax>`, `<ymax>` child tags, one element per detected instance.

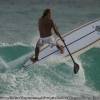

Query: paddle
<box><xmin>58</xmin><ymin>34</ymin><xmax>80</xmax><ymax>74</ymax></box>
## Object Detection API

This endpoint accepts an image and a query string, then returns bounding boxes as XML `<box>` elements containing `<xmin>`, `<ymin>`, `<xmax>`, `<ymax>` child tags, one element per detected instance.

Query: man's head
<box><xmin>42</xmin><ymin>8</ymin><xmax>51</xmax><ymax>19</ymax></box>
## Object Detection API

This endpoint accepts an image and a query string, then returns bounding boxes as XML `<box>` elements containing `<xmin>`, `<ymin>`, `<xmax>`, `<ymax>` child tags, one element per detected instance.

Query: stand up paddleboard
<box><xmin>24</xmin><ymin>19</ymin><xmax>100</xmax><ymax>68</ymax></box>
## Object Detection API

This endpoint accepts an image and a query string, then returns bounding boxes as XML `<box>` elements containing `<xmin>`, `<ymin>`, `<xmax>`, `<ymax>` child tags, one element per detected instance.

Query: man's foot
<box><xmin>57</xmin><ymin>45</ymin><xmax>64</xmax><ymax>54</ymax></box>
<box><xmin>30</xmin><ymin>57</ymin><xmax>38</xmax><ymax>63</ymax></box>
<box><xmin>59</xmin><ymin>45</ymin><xmax>64</xmax><ymax>54</ymax></box>
<box><xmin>56</xmin><ymin>45</ymin><xmax>64</xmax><ymax>54</ymax></box>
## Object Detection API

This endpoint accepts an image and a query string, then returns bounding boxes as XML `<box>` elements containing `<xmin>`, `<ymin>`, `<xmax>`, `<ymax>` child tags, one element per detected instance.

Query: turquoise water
<box><xmin>80</xmin><ymin>48</ymin><xmax>100</xmax><ymax>91</ymax></box>
<box><xmin>0</xmin><ymin>0</ymin><xmax>100</xmax><ymax>98</ymax></box>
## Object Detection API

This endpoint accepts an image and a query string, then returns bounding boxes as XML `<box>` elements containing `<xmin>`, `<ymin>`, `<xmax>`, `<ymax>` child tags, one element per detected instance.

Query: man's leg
<box><xmin>34</xmin><ymin>45</ymin><xmax>40</xmax><ymax>60</ymax></box>
<box><xmin>30</xmin><ymin>45</ymin><xmax>40</xmax><ymax>62</ymax></box>
<box><xmin>30</xmin><ymin>40</ymin><xmax>41</xmax><ymax>62</ymax></box>
<box><xmin>50</xmin><ymin>37</ymin><xmax>64</xmax><ymax>54</ymax></box>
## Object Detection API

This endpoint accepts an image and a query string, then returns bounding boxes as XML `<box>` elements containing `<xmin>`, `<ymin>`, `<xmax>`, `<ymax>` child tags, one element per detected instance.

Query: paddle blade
<box><xmin>74</xmin><ymin>62</ymin><xmax>80</xmax><ymax>74</ymax></box>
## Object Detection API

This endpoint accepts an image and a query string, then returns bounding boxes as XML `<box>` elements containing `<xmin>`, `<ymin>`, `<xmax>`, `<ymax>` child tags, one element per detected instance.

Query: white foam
<box><xmin>71</xmin><ymin>58</ymin><xmax>86</xmax><ymax>85</ymax></box>
<box><xmin>0</xmin><ymin>42</ymin><xmax>31</xmax><ymax>47</ymax></box>
<box><xmin>0</xmin><ymin>57</ymin><xmax>9</xmax><ymax>69</ymax></box>
<box><xmin>3</xmin><ymin>56</ymin><xmax>100</xmax><ymax>97</ymax></box>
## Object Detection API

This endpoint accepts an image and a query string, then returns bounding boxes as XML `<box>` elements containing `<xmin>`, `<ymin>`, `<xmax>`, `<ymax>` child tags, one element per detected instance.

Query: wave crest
<box><xmin>0</xmin><ymin>42</ymin><xmax>32</xmax><ymax>47</ymax></box>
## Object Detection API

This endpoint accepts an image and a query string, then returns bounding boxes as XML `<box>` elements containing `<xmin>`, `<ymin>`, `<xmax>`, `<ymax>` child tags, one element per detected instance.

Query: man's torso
<box><xmin>39</xmin><ymin>17</ymin><xmax>53</xmax><ymax>38</ymax></box>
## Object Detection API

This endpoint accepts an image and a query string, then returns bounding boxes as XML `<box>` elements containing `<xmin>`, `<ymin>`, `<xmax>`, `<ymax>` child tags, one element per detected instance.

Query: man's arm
<box><xmin>51</xmin><ymin>20</ymin><xmax>64</xmax><ymax>42</ymax></box>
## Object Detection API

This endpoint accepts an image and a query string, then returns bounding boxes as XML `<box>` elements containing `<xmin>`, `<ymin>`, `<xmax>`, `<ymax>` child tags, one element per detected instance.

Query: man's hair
<box><xmin>42</xmin><ymin>8</ymin><xmax>51</xmax><ymax>18</ymax></box>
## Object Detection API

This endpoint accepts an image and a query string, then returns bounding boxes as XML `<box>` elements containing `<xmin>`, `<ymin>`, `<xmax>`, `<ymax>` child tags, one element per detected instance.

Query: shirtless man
<box><xmin>31</xmin><ymin>8</ymin><xmax>64</xmax><ymax>62</ymax></box>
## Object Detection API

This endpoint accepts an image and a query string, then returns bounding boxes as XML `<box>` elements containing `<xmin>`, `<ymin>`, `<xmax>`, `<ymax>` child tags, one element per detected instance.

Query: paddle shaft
<box><xmin>63</xmin><ymin>40</ymin><xmax>75</xmax><ymax>64</ymax></box>
<box><xmin>58</xmin><ymin>34</ymin><xmax>75</xmax><ymax>64</ymax></box>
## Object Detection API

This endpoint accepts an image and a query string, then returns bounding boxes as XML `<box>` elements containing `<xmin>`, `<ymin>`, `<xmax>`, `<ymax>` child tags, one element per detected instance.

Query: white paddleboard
<box><xmin>24</xmin><ymin>19</ymin><xmax>100</xmax><ymax>67</ymax></box>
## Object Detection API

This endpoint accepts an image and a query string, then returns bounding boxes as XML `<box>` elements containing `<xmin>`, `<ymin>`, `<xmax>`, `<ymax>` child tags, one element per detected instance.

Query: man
<box><xmin>31</xmin><ymin>8</ymin><xmax>64</xmax><ymax>62</ymax></box>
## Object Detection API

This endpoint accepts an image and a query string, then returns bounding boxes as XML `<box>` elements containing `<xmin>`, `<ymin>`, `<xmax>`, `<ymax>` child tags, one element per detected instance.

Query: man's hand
<box><xmin>61</xmin><ymin>38</ymin><xmax>64</xmax><ymax>42</ymax></box>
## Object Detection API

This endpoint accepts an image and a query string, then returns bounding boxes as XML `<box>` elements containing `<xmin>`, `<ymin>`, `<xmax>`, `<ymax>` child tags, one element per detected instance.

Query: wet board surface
<box><xmin>24</xmin><ymin>19</ymin><xmax>100</xmax><ymax>67</ymax></box>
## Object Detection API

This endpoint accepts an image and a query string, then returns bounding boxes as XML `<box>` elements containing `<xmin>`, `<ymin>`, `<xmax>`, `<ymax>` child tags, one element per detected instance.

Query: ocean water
<box><xmin>0</xmin><ymin>0</ymin><xmax>100</xmax><ymax>99</ymax></box>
